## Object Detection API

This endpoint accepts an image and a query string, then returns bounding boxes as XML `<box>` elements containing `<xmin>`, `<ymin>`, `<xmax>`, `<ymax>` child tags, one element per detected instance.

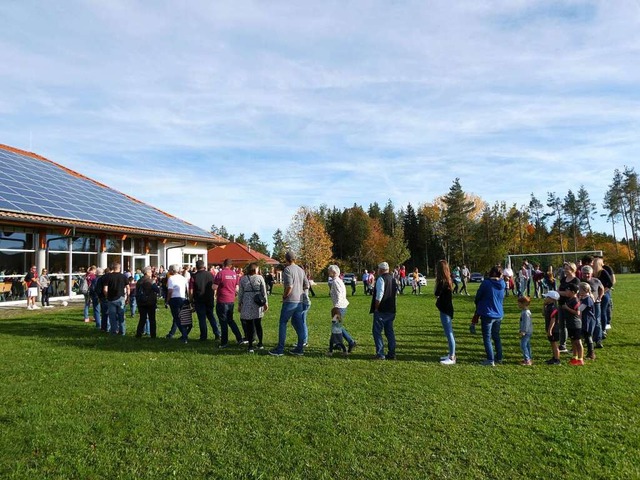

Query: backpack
<box><xmin>78</xmin><ymin>275</ymin><xmax>89</xmax><ymax>294</ymax></box>
<box><xmin>136</xmin><ymin>278</ymin><xmax>157</xmax><ymax>307</ymax></box>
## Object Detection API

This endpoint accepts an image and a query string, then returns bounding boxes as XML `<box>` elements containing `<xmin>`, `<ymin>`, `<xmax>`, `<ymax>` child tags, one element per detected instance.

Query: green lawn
<box><xmin>1</xmin><ymin>275</ymin><xmax>639</xmax><ymax>479</ymax></box>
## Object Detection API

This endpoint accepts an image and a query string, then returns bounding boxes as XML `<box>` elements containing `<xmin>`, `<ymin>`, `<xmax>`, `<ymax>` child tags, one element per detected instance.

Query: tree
<box><xmin>441</xmin><ymin>179</ymin><xmax>474</xmax><ymax>265</ymax></box>
<box><xmin>381</xmin><ymin>200</ymin><xmax>396</xmax><ymax>236</ymax></box>
<box><xmin>300</xmin><ymin>213</ymin><xmax>333</xmax><ymax>277</ymax></box>
<box><xmin>362</xmin><ymin>219</ymin><xmax>389</xmax><ymax>267</ymax></box>
<box><xmin>576</xmin><ymin>185</ymin><xmax>597</xmax><ymax>248</ymax></box>
<box><xmin>384</xmin><ymin>220</ymin><xmax>411</xmax><ymax>268</ymax></box>
<box><xmin>368</xmin><ymin>202</ymin><xmax>382</xmax><ymax>220</ymax></box>
<box><xmin>271</xmin><ymin>229</ymin><xmax>287</xmax><ymax>263</ymax></box>
<box><xmin>546</xmin><ymin>192</ymin><xmax>565</xmax><ymax>254</ymax></box>
<box><xmin>563</xmin><ymin>190</ymin><xmax>581</xmax><ymax>253</ymax></box>
<box><xmin>210</xmin><ymin>225</ymin><xmax>229</xmax><ymax>239</ymax></box>
<box><xmin>621</xmin><ymin>166</ymin><xmax>640</xmax><ymax>264</ymax></box>
<box><xmin>247</xmin><ymin>232</ymin><xmax>269</xmax><ymax>255</ymax></box>
<box><xmin>235</xmin><ymin>233</ymin><xmax>247</xmax><ymax>245</ymax></box>
<box><xmin>528</xmin><ymin>193</ymin><xmax>546</xmax><ymax>252</ymax></box>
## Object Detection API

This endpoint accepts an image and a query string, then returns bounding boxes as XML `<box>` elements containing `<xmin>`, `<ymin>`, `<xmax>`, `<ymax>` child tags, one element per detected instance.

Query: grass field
<box><xmin>1</xmin><ymin>275</ymin><xmax>639</xmax><ymax>479</ymax></box>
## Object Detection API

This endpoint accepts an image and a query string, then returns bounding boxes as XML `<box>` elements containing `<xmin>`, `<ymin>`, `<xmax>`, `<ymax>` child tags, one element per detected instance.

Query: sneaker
<box><xmin>595</xmin><ymin>342</ymin><xmax>604</xmax><ymax>349</ymax></box>
<box><xmin>84</xmin><ymin>318</ymin><xmax>91</xmax><ymax>323</ymax></box>
<box><xmin>440</xmin><ymin>357</ymin><xmax>456</xmax><ymax>365</ymax></box>
<box><xmin>32</xmin><ymin>305</ymin><xmax>41</xmax><ymax>309</ymax></box>
<box><xmin>238</xmin><ymin>340</ymin><xmax>249</xmax><ymax>346</ymax></box>
<box><xmin>481</xmin><ymin>359</ymin><xmax>495</xmax><ymax>367</ymax></box>
<box><xmin>386</xmin><ymin>354</ymin><xmax>396</xmax><ymax>360</ymax></box>
<box><xmin>181</xmin><ymin>338</ymin><xmax>188</xmax><ymax>344</ymax></box>
<box><xmin>218</xmin><ymin>343</ymin><xmax>229</xmax><ymax>349</ymax></box>
<box><xmin>440</xmin><ymin>355</ymin><xmax>450</xmax><ymax>361</ymax></box>
<box><xmin>289</xmin><ymin>349</ymin><xmax>304</xmax><ymax>356</ymax></box>
<box><xmin>605</xmin><ymin>324</ymin><xmax>612</xmax><ymax>330</ymax></box>
<box><xmin>569</xmin><ymin>358</ymin><xmax>584</xmax><ymax>366</ymax></box>
<box><xmin>27</xmin><ymin>305</ymin><xmax>32</xmax><ymax>310</ymax></box>
<box><xmin>372</xmin><ymin>355</ymin><xmax>385</xmax><ymax>360</ymax></box>
<box><xmin>44</xmin><ymin>305</ymin><xmax>54</xmax><ymax>308</ymax></box>
<box><xmin>325</xmin><ymin>351</ymin><xmax>333</xmax><ymax>357</ymax></box>
<box><xmin>545</xmin><ymin>358</ymin><xmax>561</xmax><ymax>365</ymax></box>
<box><xmin>348</xmin><ymin>341</ymin><xmax>357</xmax><ymax>353</ymax></box>
<box><xmin>559</xmin><ymin>346</ymin><xmax>569</xmax><ymax>353</ymax></box>
<box><xmin>268</xmin><ymin>349</ymin><xmax>284</xmax><ymax>357</ymax></box>
<box><xmin>587</xmin><ymin>352</ymin><xmax>596</xmax><ymax>360</ymax></box>
<box><xmin>165</xmin><ymin>334</ymin><xmax>173</xmax><ymax>339</ymax></box>
<box><xmin>520</xmin><ymin>359</ymin><xmax>532</xmax><ymax>366</ymax></box>
<box><xmin>248</xmin><ymin>349</ymin><xmax>254</xmax><ymax>354</ymax></box>
<box><xmin>256</xmin><ymin>344</ymin><xmax>264</xmax><ymax>350</ymax></box>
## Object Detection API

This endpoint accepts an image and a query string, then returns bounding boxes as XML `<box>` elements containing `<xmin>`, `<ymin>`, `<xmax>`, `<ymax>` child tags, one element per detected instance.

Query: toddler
<box><xmin>327</xmin><ymin>307</ymin><xmax>347</xmax><ymax>356</ymax></box>
<box><xmin>518</xmin><ymin>296</ymin><xmax>533</xmax><ymax>365</ymax></box>
<box><xmin>542</xmin><ymin>291</ymin><xmax>560</xmax><ymax>365</ymax></box>
<box><xmin>579</xmin><ymin>282</ymin><xmax>596</xmax><ymax>360</ymax></box>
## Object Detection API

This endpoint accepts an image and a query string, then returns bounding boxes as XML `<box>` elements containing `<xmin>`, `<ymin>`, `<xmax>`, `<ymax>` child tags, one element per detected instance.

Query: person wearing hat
<box><xmin>543</xmin><ymin>290</ymin><xmax>561</xmax><ymax>365</ymax></box>
<box><xmin>369</xmin><ymin>261</ymin><xmax>398</xmax><ymax>360</ymax></box>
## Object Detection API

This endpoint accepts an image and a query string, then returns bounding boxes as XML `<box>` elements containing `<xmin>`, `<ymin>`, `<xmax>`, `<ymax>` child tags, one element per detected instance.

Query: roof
<box><xmin>0</xmin><ymin>144</ymin><xmax>226</xmax><ymax>244</ymax></box>
<box><xmin>208</xmin><ymin>242</ymin><xmax>279</xmax><ymax>266</ymax></box>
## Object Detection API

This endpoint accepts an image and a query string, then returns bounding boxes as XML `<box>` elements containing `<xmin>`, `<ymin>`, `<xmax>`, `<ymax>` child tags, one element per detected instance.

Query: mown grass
<box><xmin>1</xmin><ymin>276</ymin><xmax>639</xmax><ymax>479</ymax></box>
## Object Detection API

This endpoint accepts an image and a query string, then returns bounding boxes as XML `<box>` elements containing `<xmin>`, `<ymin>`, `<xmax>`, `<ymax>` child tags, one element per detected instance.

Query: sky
<box><xmin>1</xmin><ymin>0</ymin><xmax>639</xmax><ymax>248</ymax></box>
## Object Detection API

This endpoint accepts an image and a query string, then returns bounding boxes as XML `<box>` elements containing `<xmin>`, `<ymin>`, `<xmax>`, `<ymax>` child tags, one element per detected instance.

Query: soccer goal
<box><xmin>506</xmin><ymin>250</ymin><xmax>603</xmax><ymax>270</ymax></box>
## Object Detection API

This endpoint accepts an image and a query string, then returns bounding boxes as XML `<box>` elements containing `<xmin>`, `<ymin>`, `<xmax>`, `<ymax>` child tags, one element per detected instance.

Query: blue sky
<box><xmin>1</xmin><ymin>0</ymin><xmax>639</xmax><ymax>247</ymax></box>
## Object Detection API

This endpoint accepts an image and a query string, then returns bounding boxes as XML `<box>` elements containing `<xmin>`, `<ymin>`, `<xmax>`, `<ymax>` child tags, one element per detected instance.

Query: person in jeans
<box><xmin>269</xmin><ymin>251</ymin><xmax>309</xmax><ymax>356</ymax></box>
<box><xmin>474</xmin><ymin>265</ymin><xmax>506</xmax><ymax>366</ymax></box>
<box><xmin>104</xmin><ymin>263</ymin><xmax>129</xmax><ymax>336</ymax></box>
<box><xmin>435</xmin><ymin>260</ymin><xmax>456</xmax><ymax>365</ymax></box>
<box><xmin>165</xmin><ymin>264</ymin><xmax>190</xmax><ymax>343</ymax></box>
<box><xmin>370</xmin><ymin>262</ymin><xmax>397</xmax><ymax>360</ymax></box>
<box><xmin>518</xmin><ymin>296</ymin><xmax>533</xmax><ymax>365</ymax></box>
<box><xmin>95</xmin><ymin>267</ymin><xmax>110</xmax><ymax>332</ymax></box>
<box><xmin>191</xmin><ymin>260</ymin><xmax>220</xmax><ymax>341</ymax></box>
<box><xmin>238</xmin><ymin>262</ymin><xmax>268</xmax><ymax>352</ymax></box>
<box><xmin>38</xmin><ymin>268</ymin><xmax>52</xmax><ymax>308</ymax></box>
<box><xmin>135</xmin><ymin>266</ymin><xmax>159</xmax><ymax>338</ymax></box>
<box><xmin>214</xmin><ymin>258</ymin><xmax>244</xmax><ymax>348</ymax></box>
<box><xmin>327</xmin><ymin>265</ymin><xmax>356</xmax><ymax>352</ymax></box>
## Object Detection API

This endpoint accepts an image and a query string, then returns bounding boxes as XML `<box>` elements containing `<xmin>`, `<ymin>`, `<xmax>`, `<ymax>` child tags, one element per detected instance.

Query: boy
<box><xmin>562</xmin><ymin>283</ymin><xmax>584</xmax><ymax>366</ymax></box>
<box><xmin>543</xmin><ymin>291</ymin><xmax>561</xmax><ymax>365</ymax></box>
<box><xmin>579</xmin><ymin>282</ymin><xmax>597</xmax><ymax>360</ymax></box>
<box><xmin>518</xmin><ymin>296</ymin><xmax>533</xmax><ymax>365</ymax></box>
<box><xmin>327</xmin><ymin>307</ymin><xmax>347</xmax><ymax>356</ymax></box>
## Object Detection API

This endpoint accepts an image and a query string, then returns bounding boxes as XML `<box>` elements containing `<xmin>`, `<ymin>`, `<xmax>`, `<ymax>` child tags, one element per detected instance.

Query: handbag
<box><xmin>179</xmin><ymin>300</ymin><xmax>193</xmax><ymax>326</ymax></box>
<box><xmin>248</xmin><ymin>276</ymin><xmax>267</xmax><ymax>307</ymax></box>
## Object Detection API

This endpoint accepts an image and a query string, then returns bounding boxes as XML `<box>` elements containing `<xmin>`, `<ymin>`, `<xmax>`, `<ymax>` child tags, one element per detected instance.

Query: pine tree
<box><xmin>441</xmin><ymin>179</ymin><xmax>474</xmax><ymax>265</ymax></box>
<box><xmin>271</xmin><ymin>229</ymin><xmax>287</xmax><ymax>263</ymax></box>
<box><xmin>576</xmin><ymin>186</ymin><xmax>597</xmax><ymax>248</ymax></box>
<box><xmin>247</xmin><ymin>233</ymin><xmax>269</xmax><ymax>255</ymax></box>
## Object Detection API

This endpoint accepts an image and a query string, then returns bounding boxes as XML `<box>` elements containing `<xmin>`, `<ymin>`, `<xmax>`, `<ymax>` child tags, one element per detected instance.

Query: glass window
<box><xmin>0</xmin><ymin>251</ymin><xmax>35</xmax><ymax>276</ymax></box>
<box><xmin>72</xmin><ymin>253</ymin><xmax>98</xmax><ymax>273</ymax></box>
<box><xmin>148</xmin><ymin>255</ymin><xmax>159</xmax><ymax>268</ymax></box>
<box><xmin>47</xmin><ymin>235</ymin><xmax>69</xmax><ymax>251</ymax></box>
<box><xmin>106</xmin><ymin>239</ymin><xmax>121</xmax><ymax>253</ymax></box>
<box><xmin>124</xmin><ymin>237</ymin><xmax>132</xmax><ymax>252</ymax></box>
<box><xmin>0</xmin><ymin>232</ymin><xmax>34</xmax><ymax>250</ymax></box>
<box><xmin>148</xmin><ymin>239</ymin><xmax>158</xmax><ymax>251</ymax></box>
<box><xmin>72</xmin><ymin>236</ymin><xmax>97</xmax><ymax>253</ymax></box>
<box><xmin>133</xmin><ymin>238</ymin><xmax>145</xmax><ymax>254</ymax></box>
<box><xmin>48</xmin><ymin>252</ymin><xmax>69</xmax><ymax>274</ymax></box>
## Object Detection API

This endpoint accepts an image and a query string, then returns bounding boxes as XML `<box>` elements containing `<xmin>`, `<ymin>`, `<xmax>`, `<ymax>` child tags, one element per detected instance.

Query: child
<box><xmin>543</xmin><ymin>291</ymin><xmax>560</xmax><ymax>365</ymax></box>
<box><xmin>579</xmin><ymin>282</ymin><xmax>597</xmax><ymax>360</ymax></box>
<box><xmin>562</xmin><ymin>283</ymin><xmax>583</xmax><ymax>366</ymax></box>
<box><xmin>327</xmin><ymin>307</ymin><xmax>347</xmax><ymax>356</ymax></box>
<box><xmin>518</xmin><ymin>296</ymin><xmax>533</xmax><ymax>365</ymax></box>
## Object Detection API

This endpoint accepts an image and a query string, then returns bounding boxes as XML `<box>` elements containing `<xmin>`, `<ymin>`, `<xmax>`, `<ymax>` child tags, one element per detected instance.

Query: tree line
<box><xmin>212</xmin><ymin>166</ymin><xmax>639</xmax><ymax>277</ymax></box>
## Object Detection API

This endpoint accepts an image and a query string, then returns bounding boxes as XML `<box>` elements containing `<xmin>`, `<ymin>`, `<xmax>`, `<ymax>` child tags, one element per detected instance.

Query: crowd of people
<box><xmin>21</xmin><ymin>250</ymin><xmax>618</xmax><ymax>363</ymax></box>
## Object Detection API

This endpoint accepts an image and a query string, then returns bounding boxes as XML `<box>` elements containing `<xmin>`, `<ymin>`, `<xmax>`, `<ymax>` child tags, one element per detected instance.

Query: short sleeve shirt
<box><xmin>167</xmin><ymin>273</ymin><xmax>187</xmax><ymax>299</ymax></box>
<box><xmin>214</xmin><ymin>268</ymin><xmax>238</xmax><ymax>304</ymax></box>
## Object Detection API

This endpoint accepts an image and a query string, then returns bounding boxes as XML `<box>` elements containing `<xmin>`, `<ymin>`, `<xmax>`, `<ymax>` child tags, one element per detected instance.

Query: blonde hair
<box><xmin>517</xmin><ymin>296</ymin><xmax>531</xmax><ymax>307</ymax></box>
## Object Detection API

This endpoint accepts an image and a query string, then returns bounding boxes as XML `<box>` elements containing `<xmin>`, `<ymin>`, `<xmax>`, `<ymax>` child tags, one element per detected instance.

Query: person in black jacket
<box><xmin>135</xmin><ymin>267</ymin><xmax>160</xmax><ymax>338</ymax></box>
<box><xmin>435</xmin><ymin>260</ymin><xmax>456</xmax><ymax>365</ymax></box>
<box><xmin>370</xmin><ymin>262</ymin><xmax>397</xmax><ymax>360</ymax></box>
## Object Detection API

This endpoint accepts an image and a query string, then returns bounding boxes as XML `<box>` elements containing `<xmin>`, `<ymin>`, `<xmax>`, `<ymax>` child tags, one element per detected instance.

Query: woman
<box><xmin>593</xmin><ymin>257</ymin><xmax>613</xmax><ymax>337</ymax></box>
<box><xmin>327</xmin><ymin>265</ymin><xmax>357</xmax><ymax>352</ymax></box>
<box><xmin>38</xmin><ymin>268</ymin><xmax>52</xmax><ymax>308</ymax></box>
<box><xmin>452</xmin><ymin>266</ymin><xmax>461</xmax><ymax>294</ymax></box>
<box><xmin>135</xmin><ymin>266</ymin><xmax>160</xmax><ymax>338</ymax></box>
<box><xmin>557</xmin><ymin>262</ymin><xmax>580</xmax><ymax>353</ymax></box>
<box><xmin>435</xmin><ymin>260</ymin><xmax>456</xmax><ymax>365</ymax></box>
<box><xmin>238</xmin><ymin>263</ymin><xmax>268</xmax><ymax>353</ymax></box>
<box><xmin>474</xmin><ymin>265</ymin><xmax>506</xmax><ymax>366</ymax></box>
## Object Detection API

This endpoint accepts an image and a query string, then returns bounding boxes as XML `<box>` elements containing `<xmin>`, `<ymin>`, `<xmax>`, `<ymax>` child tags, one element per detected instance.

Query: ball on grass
<box><xmin>62</xmin><ymin>301</ymin><xmax>68</xmax><ymax>307</ymax></box>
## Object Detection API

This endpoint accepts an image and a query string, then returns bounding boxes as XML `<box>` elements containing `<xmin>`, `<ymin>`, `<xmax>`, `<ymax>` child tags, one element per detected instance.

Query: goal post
<box><xmin>506</xmin><ymin>251</ymin><xmax>603</xmax><ymax>270</ymax></box>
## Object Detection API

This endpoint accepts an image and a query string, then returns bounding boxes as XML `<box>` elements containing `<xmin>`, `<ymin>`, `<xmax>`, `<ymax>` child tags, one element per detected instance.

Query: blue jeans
<box><xmin>129</xmin><ymin>296</ymin><xmax>137</xmax><ymax>317</ymax></box>
<box><xmin>301</xmin><ymin>303</ymin><xmax>310</xmax><ymax>344</ymax></box>
<box><xmin>274</xmin><ymin>302</ymin><xmax>305</xmax><ymax>354</ymax></box>
<box><xmin>481</xmin><ymin>316</ymin><xmax>502</xmax><ymax>362</ymax></box>
<box><xmin>520</xmin><ymin>333</ymin><xmax>532</xmax><ymax>361</ymax></box>
<box><xmin>593</xmin><ymin>302</ymin><xmax>602</xmax><ymax>342</ymax></box>
<box><xmin>372</xmin><ymin>311</ymin><xmax>396</xmax><ymax>359</ymax></box>
<box><xmin>195</xmin><ymin>302</ymin><xmax>220</xmax><ymax>340</ymax></box>
<box><xmin>216</xmin><ymin>301</ymin><xmax>243</xmax><ymax>345</ymax></box>
<box><xmin>439</xmin><ymin>312</ymin><xmax>455</xmax><ymax>358</ymax></box>
<box><xmin>84</xmin><ymin>293</ymin><xmax>102</xmax><ymax>328</ymax></box>
<box><xmin>339</xmin><ymin>307</ymin><xmax>355</xmax><ymax>346</ymax></box>
<box><xmin>601</xmin><ymin>291</ymin><xmax>611</xmax><ymax>330</ymax></box>
<box><xmin>168</xmin><ymin>297</ymin><xmax>189</xmax><ymax>340</ymax></box>
<box><xmin>100</xmin><ymin>299</ymin><xmax>109</xmax><ymax>331</ymax></box>
<box><xmin>108</xmin><ymin>297</ymin><xmax>126</xmax><ymax>335</ymax></box>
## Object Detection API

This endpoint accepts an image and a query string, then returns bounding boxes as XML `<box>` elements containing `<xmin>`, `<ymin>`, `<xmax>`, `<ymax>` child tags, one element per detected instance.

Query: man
<box><xmin>362</xmin><ymin>270</ymin><xmax>369</xmax><ymax>295</ymax></box>
<box><xmin>269</xmin><ymin>251</ymin><xmax>309</xmax><ymax>356</ymax></box>
<box><xmin>191</xmin><ymin>259</ymin><xmax>220</xmax><ymax>341</ymax></box>
<box><xmin>370</xmin><ymin>261</ymin><xmax>397</xmax><ymax>360</ymax></box>
<box><xmin>104</xmin><ymin>262</ymin><xmax>129</xmax><ymax>335</ymax></box>
<box><xmin>95</xmin><ymin>267</ymin><xmax>110</xmax><ymax>332</ymax></box>
<box><xmin>213</xmin><ymin>259</ymin><xmax>244</xmax><ymax>348</ymax></box>
<box><xmin>165</xmin><ymin>264</ymin><xmax>190</xmax><ymax>343</ymax></box>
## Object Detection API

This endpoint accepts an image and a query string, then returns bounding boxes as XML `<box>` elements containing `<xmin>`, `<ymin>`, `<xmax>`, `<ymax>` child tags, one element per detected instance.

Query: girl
<box><xmin>435</xmin><ymin>260</ymin><xmax>456</xmax><ymax>365</ymax></box>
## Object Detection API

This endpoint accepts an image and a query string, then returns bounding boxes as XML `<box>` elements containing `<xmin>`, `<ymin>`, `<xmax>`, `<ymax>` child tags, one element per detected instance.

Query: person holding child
<box><xmin>327</xmin><ymin>265</ymin><xmax>357</xmax><ymax>353</ymax></box>
<box><xmin>557</xmin><ymin>262</ymin><xmax>580</xmax><ymax>353</ymax></box>
<box><xmin>518</xmin><ymin>296</ymin><xmax>533</xmax><ymax>365</ymax></box>
<box><xmin>543</xmin><ymin>290</ymin><xmax>561</xmax><ymax>365</ymax></box>
<box><xmin>327</xmin><ymin>307</ymin><xmax>347</xmax><ymax>356</ymax></box>
<box><xmin>435</xmin><ymin>260</ymin><xmax>456</xmax><ymax>365</ymax></box>
<box><xmin>562</xmin><ymin>283</ymin><xmax>584</xmax><ymax>366</ymax></box>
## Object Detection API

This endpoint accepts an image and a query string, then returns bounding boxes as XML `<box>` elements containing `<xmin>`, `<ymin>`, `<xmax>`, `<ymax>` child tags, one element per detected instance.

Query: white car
<box><xmin>404</xmin><ymin>273</ymin><xmax>427</xmax><ymax>287</ymax></box>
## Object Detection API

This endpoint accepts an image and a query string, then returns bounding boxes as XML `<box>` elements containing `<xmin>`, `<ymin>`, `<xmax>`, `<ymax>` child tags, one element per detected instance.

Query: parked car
<box><xmin>342</xmin><ymin>273</ymin><xmax>357</xmax><ymax>286</ymax></box>
<box><xmin>404</xmin><ymin>273</ymin><xmax>427</xmax><ymax>287</ymax></box>
<box><xmin>470</xmin><ymin>272</ymin><xmax>484</xmax><ymax>282</ymax></box>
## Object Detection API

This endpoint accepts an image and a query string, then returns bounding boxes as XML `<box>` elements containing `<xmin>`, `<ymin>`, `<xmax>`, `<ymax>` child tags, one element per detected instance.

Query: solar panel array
<box><xmin>0</xmin><ymin>148</ymin><xmax>213</xmax><ymax>238</ymax></box>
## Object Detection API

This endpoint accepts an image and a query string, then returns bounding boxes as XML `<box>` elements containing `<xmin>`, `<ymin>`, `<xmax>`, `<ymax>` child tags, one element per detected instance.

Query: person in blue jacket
<box><xmin>474</xmin><ymin>265</ymin><xmax>506</xmax><ymax>366</ymax></box>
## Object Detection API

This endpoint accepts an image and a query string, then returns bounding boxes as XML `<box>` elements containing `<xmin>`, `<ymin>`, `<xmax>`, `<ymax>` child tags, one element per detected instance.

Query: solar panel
<box><xmin>0</xmin><ymin>147</ymin><xmax>214</xmax><ymax>238</ymax></box>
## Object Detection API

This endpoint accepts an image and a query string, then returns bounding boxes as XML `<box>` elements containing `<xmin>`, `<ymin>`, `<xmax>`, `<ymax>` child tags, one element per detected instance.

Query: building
<box><xmin>0</xmin><ymin>144</ymin><xmax>226</xmax><ymax>301</ymax></box>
